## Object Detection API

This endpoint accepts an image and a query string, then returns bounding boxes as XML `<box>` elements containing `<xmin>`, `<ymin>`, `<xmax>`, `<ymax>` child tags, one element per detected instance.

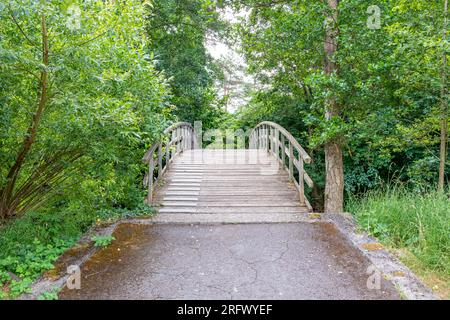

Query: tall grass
<box><xmin>347</xmin><ymin>187</ymin><xmax>450</xmax><ymax>274</ymax></box>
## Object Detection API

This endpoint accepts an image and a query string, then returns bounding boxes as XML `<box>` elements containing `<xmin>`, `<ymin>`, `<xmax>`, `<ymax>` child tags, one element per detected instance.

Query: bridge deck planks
<box><xmin>154</xmin><ymin>149</ymin><xmax>309</xmax><ymax>215</ymax></box>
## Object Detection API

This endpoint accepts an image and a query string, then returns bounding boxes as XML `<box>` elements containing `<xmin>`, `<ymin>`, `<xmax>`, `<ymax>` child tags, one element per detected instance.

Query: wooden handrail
<box><xmin>250</xmin><ymin>121</ymin><xmax>314</xmax><ymax>211</ymax></box>
<box><xmin>142</xmin><ymin>122</ymin><xmax>197</xmax><ymax>204</ymax></box>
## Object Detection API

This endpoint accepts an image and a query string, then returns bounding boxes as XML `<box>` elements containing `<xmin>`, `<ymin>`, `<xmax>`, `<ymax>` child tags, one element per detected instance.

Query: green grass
<box><xmin>0</xmin><ymin>204</ymin><xmax>154</xmax><ymax>299</ymax></box>
<box><xmin>347</xmin><ymin>187</ymin><xmax>450</xmax><ymax>275</ymax></box>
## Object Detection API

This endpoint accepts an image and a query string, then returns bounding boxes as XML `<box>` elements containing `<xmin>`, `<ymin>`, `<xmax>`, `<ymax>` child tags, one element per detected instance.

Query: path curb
<box><xmin>321</xmin><ymin>212</ymin><xmax>437</xmax><ymax>300</ymax></box>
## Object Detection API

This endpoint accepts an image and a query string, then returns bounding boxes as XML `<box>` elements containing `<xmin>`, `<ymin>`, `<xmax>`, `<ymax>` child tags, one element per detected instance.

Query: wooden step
<box><xmin>158</xmin><ymin>207</ymin><xmax>308</xmax><ymax>214</ymax></box>
<box><xmin>154</xmin><ymin>149</ymin><xmax>311</xmax><ymax>217</ymax></box>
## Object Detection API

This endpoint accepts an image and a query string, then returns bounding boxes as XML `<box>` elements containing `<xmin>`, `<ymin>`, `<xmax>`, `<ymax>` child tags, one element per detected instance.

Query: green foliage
<box><xmin>91</xmin><ymin>235</ymin><xmax>115</xmax><ymax>248</ymax></box>
<box><xmin>233</xmin><ymin>0</ymin><xmax>449</xmax><ymax>197</ymax></box>
<box><xmin>0</xmin><ymin>232</ymin><xmax>73</xmax><ymax>298</ymax></box>
<box><xmin>8</xmin><ymin>278</ymin><xmax>33</xmax><ymax>298</ymax></box>
<box><xmin>146</xmin><ymin>0</ymin><xmax>228</xmax><ymax>129</ymax></box>
<box><xmin>0</xmin><ymin>270</ymin><xmax>11</xmax><ymax>286</ymax></box>
<box><xmin>0</xmin><ymin>0</ymin><xmax>448</xmax><ymax>299</ymax></box>
<box><xmin>0</xmin><ymin>238</ymin><xmax>73</xmax><ymax>279</ymax></box>
<box><xmin>0</xmin><ymin>0</ymin><xmax>173</xmax><ymax>219</ymax></box>
<box><xmin>347</xmin><ymin>187</ymin><xmax>450</xmax><ymax>273</ymax></box>
<box><xmin>37</xmin><ymin>289</ymin><xmax>59</xmax><ymax>300</ymax></box>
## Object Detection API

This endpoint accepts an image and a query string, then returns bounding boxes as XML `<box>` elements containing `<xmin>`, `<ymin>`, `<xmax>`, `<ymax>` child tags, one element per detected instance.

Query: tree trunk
<box><xmin>0</xmin><ymin>15</ymin><xmax>49</xmax><ymax>220</ymax></box>
<box><xmin>324</xmin><ymin>0</ymin><xmax>344</xmax><ymax>213</ymax></box>
<box><xmin>439</xmin><ymin>0</ymin><xmax>448</xmax><ymax>191</ymax></box>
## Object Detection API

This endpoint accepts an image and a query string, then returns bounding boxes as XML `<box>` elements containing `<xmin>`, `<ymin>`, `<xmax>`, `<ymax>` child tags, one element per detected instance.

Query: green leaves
<box><xmin>37</xmin><ymin>289</ymin><xmax>59</xmax><ymax>300</ymax></box>
<box><xmin>91</xmin><ymin>235</ymin><xmax>115</xmax><ymax>248</ymax></box>
<box><xmin>235</xmin><ymin>0</ymin><xmax>449</xmax><ymax>194</ymax></box>
<box><xmin>0</xmin><ymin>0</ymin><xmax>172</xmax><ymax>217</ymax></box>
<box><xmin>347</xmin><ymin>188</ymin><xmax>450</xmax><ymax>273</ymax></box>
<box><xmin>146</xmin><ymin>0</ymin><xmax>227</xmax><ymax>128</ymax></box>
<box><xmin>0</xmin><ymin>238</ymin><xmax>72</xmax><ymax>279</ymax></box>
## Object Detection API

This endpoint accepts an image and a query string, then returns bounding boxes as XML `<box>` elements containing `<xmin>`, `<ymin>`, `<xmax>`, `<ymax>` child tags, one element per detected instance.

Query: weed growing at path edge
<box><xmin>347</xmin><ymin>187</ymin><xmax>449</xmax><ymax>296</ymax></box>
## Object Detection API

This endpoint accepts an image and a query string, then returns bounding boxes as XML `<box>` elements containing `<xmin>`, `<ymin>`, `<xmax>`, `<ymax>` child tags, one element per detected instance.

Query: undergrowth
<box><xmin>0</xmin><ymin>204</ymin><xmax>154</xmax><ymax>299</ymax></box>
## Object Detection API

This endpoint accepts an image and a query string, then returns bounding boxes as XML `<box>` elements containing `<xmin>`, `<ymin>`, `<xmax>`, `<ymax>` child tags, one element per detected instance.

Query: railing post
<box><xmin>157</xmin><ymin>143</ymin><xmax>162</xmax><ymax>178</ymax></box>
<box><xmin>257</xmin><ymin>128</ymin><xmax>260</xmax><ymax>149</ymax></box>
<box><xmin>182</xmin><ymin>127</ymin><xmax>186</xmax><ymax>151</ymax></box>
<box><xmin>177</xmin><ymin>127</ymin><xmax>183</xmax><ymax>153</ymax></box>
<box><xmin>288</xmin><ymin>142</ymin><xmax>293</xmax><ymax>182</ymax></box>
<box><xmin>299</xmin><ymin>158</ymin><xmax>305</xmax><ymax>205</ymax></box>
<box><xmin>166</xmin><ymin>139</ymin><xmax>170</xmax><ymax>166</ymax></box>
<box><xmin>185</xmin><ymin>127</ymin><xmax>188</xmax><ymax>150</ymax></box>
<box><xmin>180</xmin><ymin>127</ymin><xmax>184</xmax><ymax>152</ymax></box>
<box><xmin>274</xmin><ymin>129</ymin><xmax>279</xmax><ymax>159</ymax></box>
<box><xmin>171</xmin><ymin>130</ymin><xmax>176</xmax><ymax>158</ymax></box>
<box><xmin>257</xmin><ymin>128</ymin><xmax>261</xmax><ymax>149</ymax></box>
<box><xmin>147</xmin><ymin>155</ymin><xmax>154</xmax><ymax>204</ymax></box>
<box><xmin>260</xmin><ymin>126</ymin><xmax>262</xmax><ymax>149</ymax></box>
<box><xmin>266</xmin><ymin>126</ymin><xmax>270</xmax><ymax>153</ymax></box>
<box><xmin>187</xmin><ymin>128</ymin><xmax>191</xmax><ymax>150</ymax></box>
<box><xmin>281</xmin><ymin>135</ymin><xmax>286</xmax><ymax>167</ymax></box>
<box><xmin>179</xmin><ymin>127</ymin><xmax>183</xmax><ymax>152</ymax></box>
<box><xmin>176</xmin><ymin>127</ymin><xmax>181</xmax><ymax>154</ymax></box>
<box><xmin>184</xmin><ymin>127</ymin><xmax>188</xmax><ymax>150</ymax></box>
<box><xmin>270</xmin><ymin>127</ymin><xmax>275</xmax><ymax>155</ymax></box>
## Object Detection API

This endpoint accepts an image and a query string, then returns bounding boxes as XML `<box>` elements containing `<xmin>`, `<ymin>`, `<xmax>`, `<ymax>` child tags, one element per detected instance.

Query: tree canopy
<box><xmin>231</xmin><ymin>0</ymin><xmax>449</xmax><ymax>209</ymax></box>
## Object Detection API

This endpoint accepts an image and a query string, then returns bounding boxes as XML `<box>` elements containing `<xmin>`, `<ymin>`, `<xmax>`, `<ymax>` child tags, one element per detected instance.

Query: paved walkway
<box><xmin>60</xmin><ymin>222</ymin><xmax>399</xmax><ymax>300</ymax></box>
<box><xmin>59</xmin><ymin>149</ymin><xmax>401</xmax><ymax>300</ymax></box>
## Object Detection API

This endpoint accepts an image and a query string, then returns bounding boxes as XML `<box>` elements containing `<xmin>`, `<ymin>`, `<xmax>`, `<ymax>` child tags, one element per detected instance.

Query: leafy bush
<box><xmin>0</xmin><ymin>239</ymin><xmax>73</xmax><ymax>279</ymax></box>
<box><xmin>37</xmin><ymin>289</ymin><xmax>59</xmax><ymax>301</ymax></box>
<box><xmin>0</xmin><ymin>0</ymin><xmax>172</xmax><ymax>220</ymax></box>
<box><xmin>91</xmin><ymin>235</ymin><xmax>116</xmax><ymax>248</ymax></box>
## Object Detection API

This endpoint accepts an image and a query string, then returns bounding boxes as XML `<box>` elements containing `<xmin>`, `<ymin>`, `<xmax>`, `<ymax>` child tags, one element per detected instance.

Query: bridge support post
<box><xmin>273</xmin><ymin>129</ymin><xmax>277</xmax><ymax>158</ymax></box>
<box><xmin>299</xmin><ymin>159</ymin><xmax>305</xmax><ymax>206</ymax></box>
<box><xmin>166</xmin><ymin>140</ymin><xmax>170</xmax><ymax>167</ymax></box>
<box><xmin>157</xmin><ymin>143</ymin><xmax>162</xmax><ymax>178</ymax></box>
<box><xmin>146</xmin><ymin>156</ymin><xmax>154</xmax><ymax>204</ymax></box>
<box><xmin>257</xmin><ymin>127</ymin><xmax>260</xmax><ymax>149</ymax></box>
<box><xmin>266</xmin><ymin>126</ymin><xmax>270</xmax><ymax>152</ymax></box>
<box><xmin>171</xmin><ymin>130</ymin><xmax>176</xmax><ymax>158</ymax></box>
<box><xmin>275</xmin><ymin>129</ymin><xmax>279</xmax><ymax>159</ymax></box>
<box><xmin>288</xmin><ymin>142</ymin><xmax>293</xmax><ymax>181</ymax></box>
<box><xmin>270</xmin><ymin>128</ymin><xmax>274</xmax><ymax>154</ymax></box>
<box><xmin>176</xmin><ymin>127</ymin><xmax>180</xmax><ymax>154</ymax></box>
<box><xmin>258</xmin><ymin>128</ymin><xmax>261</xmax><ymax>149</ymax></box>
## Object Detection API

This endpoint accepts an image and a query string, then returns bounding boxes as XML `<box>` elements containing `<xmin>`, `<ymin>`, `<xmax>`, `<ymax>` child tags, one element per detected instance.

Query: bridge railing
<box><xmin>250</xmin><ymin>121</ymin><xmax>314</xmax><ymax>211</ymax></box>
<box><xmin>142</xmin><ymin>122</ymin><xmax>197</xmax><ymax>204</ymax></box>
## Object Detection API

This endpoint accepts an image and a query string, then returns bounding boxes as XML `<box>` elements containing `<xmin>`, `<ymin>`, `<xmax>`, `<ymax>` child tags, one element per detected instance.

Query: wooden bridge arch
<box><xmin>142</xmin><ymin>122</ymin><xmax>315</xmax><ymax>217</ymax></box>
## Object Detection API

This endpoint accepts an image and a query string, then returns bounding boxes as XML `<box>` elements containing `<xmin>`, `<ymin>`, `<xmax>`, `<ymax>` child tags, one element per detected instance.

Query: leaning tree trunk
<box><xmin>0</xmin><ymin>15</ymin><xmax>49</xmax><ymax>220</ymax></box>
<box><xmin>323</xmin><ymin>0</ymin><xmax>344</xmax><ymax>213</ymax></box>
<box><xmin>439</xmin><ymin>0</ymin><xmax>448</xmax><ymax>191</ymax></box>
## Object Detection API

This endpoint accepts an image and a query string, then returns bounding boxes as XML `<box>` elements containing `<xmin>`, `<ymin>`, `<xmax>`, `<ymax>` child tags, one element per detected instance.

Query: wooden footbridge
<box><xmin>143</xmin><ymin>122</ymin><xmax>315</xmax><ymax>222</ymax></box>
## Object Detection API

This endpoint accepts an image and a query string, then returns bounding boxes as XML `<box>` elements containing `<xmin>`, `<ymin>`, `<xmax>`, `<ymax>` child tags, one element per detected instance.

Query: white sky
<box><xmin>206</xmin><ymin>7</ymin><xmax>253</xmax><ymax>113</ymax></box>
